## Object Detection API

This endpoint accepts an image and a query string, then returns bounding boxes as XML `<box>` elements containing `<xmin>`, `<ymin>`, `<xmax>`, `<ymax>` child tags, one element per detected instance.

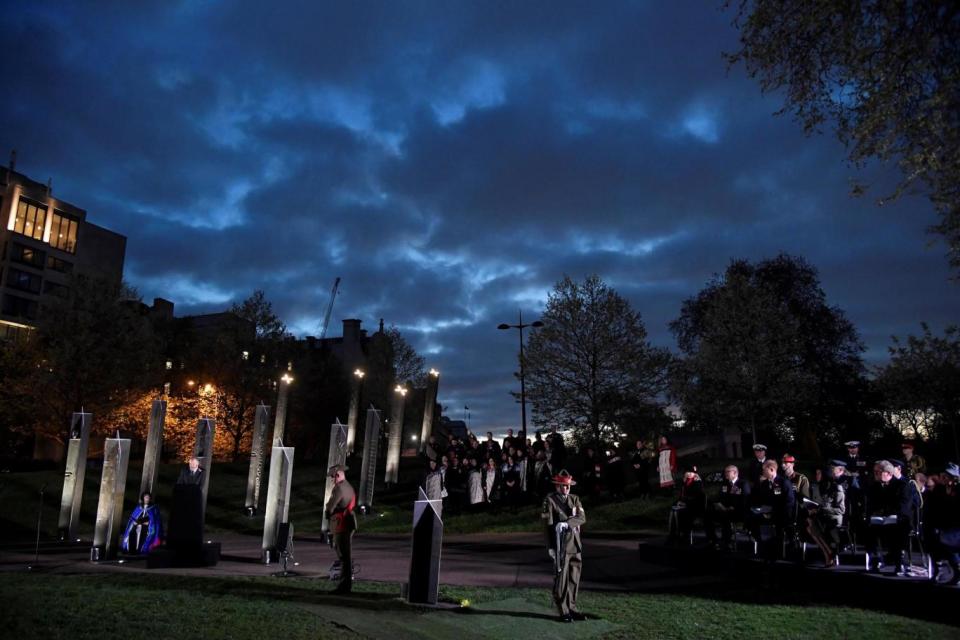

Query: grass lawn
<box><xmin>0</xmin><ymin>572</ymin><xmax>956</xmax><ymax>640</ymax></box>
<box><xmin>0</xmin><ymin>459</ymin><xmax>672</xmax><ymax>543</ymax></box>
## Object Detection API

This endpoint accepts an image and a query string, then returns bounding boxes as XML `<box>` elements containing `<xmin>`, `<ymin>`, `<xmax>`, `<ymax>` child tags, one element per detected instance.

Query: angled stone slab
<box><xmin>419</xmin><ymin>370</ymin><xmax>440</xmax><ymax>452</ymax></box>
<box><xmin>192</xmin><ymin>418</ymin><xmax>215</xmax><ymax>523</ymax></box>
<box><xmin>408</xmin><ymin>487</ymin><xmax>443</xmax><ymax>605</ymax></box>
<box><xmin>261</xmin><ymin>445</ymin><xmax>294</xmax><ymax>563</ymax></box>
<box><xmin>321</xmin><ymin>420</ymin><xmax>348</xmax><ymax>533</ymax></box>
<box><xmin>58</xmin><ymin>412</ymin><xmax>91</xmax><ymax>541</ymax></box>
<box><xmin>385</xmin><ymin>388</ymin><xmax>406</xmax><ymax>484</ymax></box>
<box><xmin>245</xmin><ymin>404</ymin><xmax>271</xmax><ymax>515</ymax></box>
<box><xmin>358</xmin><ymin>407</ymin><xmax>382</xmax><ymax>509</ymax></box>
<box><xmin>139</xmin><ymin>399</ymin><xmax>166</xmax><ymax>499</ymax></box>
<box><xmin>91</xmin><ymin>437</ymin><xmax>131</xmax><ymax>561</ymax></box>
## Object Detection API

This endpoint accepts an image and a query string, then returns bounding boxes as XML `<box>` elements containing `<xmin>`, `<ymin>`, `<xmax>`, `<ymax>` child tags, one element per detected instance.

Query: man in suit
<box><xmin>176</xmin><ymin>457</ymin><xmax>204</xmax><ymax>485</ymax></box>
<box><xmin>542</xmin><ymin>470</ymin><xmax>587</xmax><ymax>623</ymax></box>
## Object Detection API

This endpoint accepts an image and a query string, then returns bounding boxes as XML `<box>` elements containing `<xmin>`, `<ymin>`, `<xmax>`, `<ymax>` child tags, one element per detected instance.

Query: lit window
<box><xmin>49</xmin><ymin>212</ymin><xmax>79</xmax><ymax>253</ymax></box>
<box><xmin>13</xmin><ymin>199</ymin><xmax>46</xmax><ymax>241</ymax></box>
<box><xmin>241</xmin><ymin>351</ymin><xmax>249</xmax><ymax>360</ymax></box>
<box><xmin>165</xmin><ymin>360</ymin><xmax>173</xmax><ymax>370</ymax></box>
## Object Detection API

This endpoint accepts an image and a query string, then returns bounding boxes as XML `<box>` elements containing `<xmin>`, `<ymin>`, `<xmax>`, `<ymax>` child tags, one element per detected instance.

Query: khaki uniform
<box><xmin>325</xmin><ymin>480</ymin><xmax>357</xmax><ymax>590</ymax></box>
<box><xmin>541</xmin><ymin>492</ymin><xmax>586</xmax><ymax>616</ymax></box>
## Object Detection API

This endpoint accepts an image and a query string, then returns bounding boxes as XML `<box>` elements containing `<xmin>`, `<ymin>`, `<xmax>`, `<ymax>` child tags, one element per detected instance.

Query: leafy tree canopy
<box><xmin>727</xmin><ymin>0</ymin><xmax>960</xmax><ymax>269</ymax></box>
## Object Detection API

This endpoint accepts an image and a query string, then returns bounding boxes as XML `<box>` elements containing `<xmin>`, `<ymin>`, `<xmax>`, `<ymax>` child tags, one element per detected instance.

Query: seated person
<box><xmin>780</xmin><ymin>454</ymin><xmax>810</xmax><ymax>499</ymax></box>
<box><xmin>748</xmin><ymin>459</ymin><xmax>796</xmax><ymax>558</ymax></box>
<box><xmin>705</xmin><ymin>464</ymin><xmax>751</xmax><ymax>550</ymax></box>
<box><xmin>120</xmin><ymin>491</ymin><xmax>163</xmax><ymax>555</ymax></box>
<box><xmin>805</xmin><ymin>461</ymin><xmax>847</xmax><ymax>567</ymax></box>
<box><xmin>670</xmin><ymin>464</ymin><xmax>705</xmax><ymax>543</ymax></box>
<box><xmin>864</xmin><ymin>460</ymin><xmax>912</xmax><ymax>574</ymax></box>
<box><xmin>924</xmin><ymin>464</ymin><xmax>960</xmax><ymax>584</ymax></box>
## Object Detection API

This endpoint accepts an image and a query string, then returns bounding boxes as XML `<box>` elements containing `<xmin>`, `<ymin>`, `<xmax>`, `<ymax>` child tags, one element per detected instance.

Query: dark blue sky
<box><xmin>2</xmin><ymin>2</ymin><xmax>956</xmax><ymax>430</ymax></box>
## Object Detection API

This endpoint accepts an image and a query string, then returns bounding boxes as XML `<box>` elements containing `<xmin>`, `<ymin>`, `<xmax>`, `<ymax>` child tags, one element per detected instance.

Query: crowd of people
<box><xmin>666</xmin><ymin>439</ymin><xmax>960</xmax><ymax>584</ymax></box>
<box><xmin>416</xmin><ymin>428</ymin><xmax>673</xmax><ymax>511</ymax></box>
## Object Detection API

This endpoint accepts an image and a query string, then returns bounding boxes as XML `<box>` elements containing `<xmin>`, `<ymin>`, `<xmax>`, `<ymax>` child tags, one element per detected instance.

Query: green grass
<box><xmin>0</xmin><ymin>572</ymin><xmax>955</xmax><ymax>640</ymax></box>
<box><xmin>0</xmin><ymin>460</ymin><xmax>672</xmax><ymax>542</ymax></box>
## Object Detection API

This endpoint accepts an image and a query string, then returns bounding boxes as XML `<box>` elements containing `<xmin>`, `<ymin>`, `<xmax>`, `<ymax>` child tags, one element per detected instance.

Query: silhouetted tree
<box><xmin>877</xmin><ymin>323</ymin><xmax>960</xmax><ymax>460</ymax></box>
<box><xmin>671</xmin><ymin>254</ymin><xmax>864</xmax><ymax>457</ymax></box>
<box><xmin>524</xmin><ymin>275</ymin><xmax>672</xmax><ymax>450</ymax></box>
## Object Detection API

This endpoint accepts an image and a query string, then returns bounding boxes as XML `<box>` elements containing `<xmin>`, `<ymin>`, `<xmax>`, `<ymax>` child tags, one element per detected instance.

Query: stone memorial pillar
<box><xmin>407</xmin><ymin>487</ymin><xmax>443</xmax><ymax>605</ymax></box>
<box><xmin>418</xmin><ymin>369</ymin><xmax>440</xmax><ymax>453</ymax></box>
<box><xmin>346</xmin><ymin>369</ymin><xmax>364</xmax><ymax>454</ymax></box>
<box><xmin>244</xmin><ymin>404</ymin><xmax>271</xmax><ymax>516</ymax></box>
<box><xmin>358</xmin><ymin>407</ymin><xmax>381</xmax><ymax>509</ymax></box>
<box><xmin>321</xmin><ymin>421</ymin><xmax>348</xmax><ymax>533</ymax></box>
<box><xmin>385</xmin><ymin>386</ymin><xmax>407</xmax><ymax>484</ymax></box>
<box><xmin>192</xmin><ymin>418</ymin><xmax>215</xmax><ymax>523</ymax></box>
<box><xmin>91</xmin><ymin>437</ymin><xmax>131</xmax><ymax>561</ymax></box>
<box><xmin>58</xmin><ymin>412</ymin><xmax>91</xmax><ymax>541</ymax></box>
<box><xmin>272</xmin><ymin>374</ymin><xmax>294</xmax><ymax>447</ymax></box>
<box><xmin>139</xmin><ymin>399</ymin><xmax>166</xmax><ymax>499</ymax></box>
<box><xmin>261</xmin><ymin>446</ymin><xmax>295</xmax><ymax>563</ymax></box>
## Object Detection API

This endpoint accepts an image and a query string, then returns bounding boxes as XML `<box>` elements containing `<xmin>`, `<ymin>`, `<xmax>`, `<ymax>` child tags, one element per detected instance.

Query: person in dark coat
<box><xmin>864</xmin><ymin>460</ymin><xmax>913</xmax><ymax>575</ymax></box>
<box><xmin>630</xmin><ymin>439</ymin><xmax>655</xmax><ymax>496</ymax></box>
<box><xmin>176</xmin><ymin>456</ymin><xmax>204</xmax><ymax>485</ymax></box>
<box><xmin>924</xmin><ymin>464</ymin><xmax>960</xmax><ymax>584</ymax></box>
<box><xmin>748</xmin><ymin>444</ymin><xmax>769</xmax><ymax>485</ymax></box>
<box><xmin>605</xmin><ymin>444</ymin><xmax>627</xmax><ymax>500</ymax></box>
<box><xmin>705</xmin><ymin>464</ymin><xmax>751</xmax><ymax>550</ymax></box>
<box><xmin>749</xmin><ymin>459</ymin><xmax>796</xmax><ymax>558</ymax></box>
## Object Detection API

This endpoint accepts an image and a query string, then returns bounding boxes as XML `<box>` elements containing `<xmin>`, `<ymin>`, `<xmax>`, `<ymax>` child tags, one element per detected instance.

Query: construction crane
<box><xmin>318</xmin><ymin>277</ymin><xmax>341</xmax><ymax>339</ymax></box>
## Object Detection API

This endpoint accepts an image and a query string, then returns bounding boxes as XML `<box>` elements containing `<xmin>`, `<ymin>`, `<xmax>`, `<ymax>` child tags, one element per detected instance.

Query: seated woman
<box><xmin>670</xmin><ymin>464</ymin><xmax>705</xmax><ymax>544</ymax></box>
<box><xmin>121</xmin><ymin>491</ymin><xmax>163</xmax><ymax>555</ymax></box>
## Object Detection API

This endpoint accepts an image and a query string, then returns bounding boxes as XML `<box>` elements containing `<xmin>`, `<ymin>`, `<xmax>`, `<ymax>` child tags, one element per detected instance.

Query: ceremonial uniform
<box><xmin>705</xmin><ymin>476</ymin><xmax>751</xmax><ymax>547</ymax></box>
<box><xmin>325</xmin><ymin>467</ymin><xmax>357</xmax><ymax>593</ymax></box>
<box><xmin>542</xmin><ymin>471</ymin><xmax>586</xmax><ymax>622</ymax></box>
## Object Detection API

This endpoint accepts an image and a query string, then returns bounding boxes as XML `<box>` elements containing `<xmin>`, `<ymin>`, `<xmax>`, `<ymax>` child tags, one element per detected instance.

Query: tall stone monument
<box><xmin>418</xmin><ymin>369</ymin><xmax>440</xmax><ymax>453</ymax></box>
<box><xmin>192</xmin><ymin>418</ymin><xmax>215</xmax><ymax>522</ymax></box>
<box><xmin>244</xmin><ymin>404</ymin><xmax>271</xmax><ymax>516</ymax></box>
<box><xmin>272</xmin><ymin>374</ymin><xmax>293</xmax><ymax>446</ymax></box>
<box><xmin>261</xmin><ymin>445</ymin><xmax>294</xmax><ymax>563</ymax></box>
<box><xmin>358</xmin><ymin>407</ymin><xmax>381</xmax><ymax>509</ymax></box>
<box><xmin>91</xmin><ymin>437</ymin><xmax>131</xmax><ymax>561</ymax></box>
<box><xmin>139</xmin><ymin>399</ymin><xmax>166</xmax><ymax>499</ymax></box>
<box><xmin>407</xmin><ymin>487</ymin><xmax>443</xmax><ymax>605</ymax></box>
<box><xmin>58</xmin><ymin>412</ymin><xmax>91</xmax><ymax>541</ymax></box>
<box><xmin>321</xmin><ymin>420</ymin><xmax>348</xmax><ymax>534</ymax></box>
<box><xmin>385</xmin><ymin>386</ymin><xmax>407</xmax><ymax>484</ymax></box>
<box><xmin>346</xmin><ymin>369</ymin><xmax>364</xmax><ymax>454</ymax></box>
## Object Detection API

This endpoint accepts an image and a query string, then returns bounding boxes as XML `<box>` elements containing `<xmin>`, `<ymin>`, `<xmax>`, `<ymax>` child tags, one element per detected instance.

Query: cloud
<box><xmin>1</xmin><ymin>2</ymin><xmax>956</xmax><ymax>430</ymax></box>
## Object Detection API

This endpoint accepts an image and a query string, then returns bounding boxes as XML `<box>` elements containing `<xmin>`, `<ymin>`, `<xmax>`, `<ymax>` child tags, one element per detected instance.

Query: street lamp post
<box><xmin>498</xmin><ymin>310</ymin><xmax>543</xmax><ymax>443</ymax></box>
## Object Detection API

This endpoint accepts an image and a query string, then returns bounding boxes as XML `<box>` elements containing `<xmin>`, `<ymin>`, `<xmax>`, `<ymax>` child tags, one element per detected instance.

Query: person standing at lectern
<box><xmin>325</xmin><ymin>464</ymin><xmax>357</xmax><ymax>594</ymax></box>
<box><xmin>542</xmin><ymin>470</ymin><xmax>587</xmax><ymax>623</ymax></box>
<box><xmin>176</xmin><ymin>457</ymin><xmax>204</xmax><ymax>485</ymax></box>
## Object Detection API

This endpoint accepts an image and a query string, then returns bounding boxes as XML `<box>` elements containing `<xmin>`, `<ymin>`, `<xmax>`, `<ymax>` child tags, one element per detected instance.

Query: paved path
<box><xmin>0</xmin><ymin>531</ymin><xmax>722</xmax><ymax>593</ymax></box>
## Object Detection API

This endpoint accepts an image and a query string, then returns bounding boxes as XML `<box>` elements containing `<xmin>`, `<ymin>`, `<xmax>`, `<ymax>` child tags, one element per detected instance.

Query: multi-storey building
<box><xmin>0</xmin><ymin>164</ymin><xmax>126</xmax><ymax>338</ymax></box>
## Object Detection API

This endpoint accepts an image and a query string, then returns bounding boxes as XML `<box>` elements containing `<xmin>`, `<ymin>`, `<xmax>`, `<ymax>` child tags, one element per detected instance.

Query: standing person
<box><xmin>606</xmin><ymin>444</ymin><xmax>627</xmax><ymax>500</ymax></box>
<box><xmin>657</xmin><ymin>435</ymin><xmax>677</xmax><ymax>491</ymax></box>
<box><xmin>901</xmin><ymin>441</ymin><xmax>927</xmax><ymax>479</ymax></box>
<box><xmin>748</xmin><ymin>445</ymin><xmax>769</xmax><ymax>485</ymax></box>
<box><xmin>547</xmin><ymin>426</ymin><xmax>567</xmax><ymax>468</ymax></box>
<box><xmin>176</xmin><ymin>456</ymin><xmax>204</xmax><ymax>485</ymax></box>
<box><xmin>631</xmin><ymin>439</ymin><xmax>655</xmax><ymax>496</ymax></box>
<box><xmin>466</xmin><ymin>458</ymin><xmax>485</xmax><ymax>509</ymax></box>
<box><xmin>324</xmin><ymin>464</ymin><xmax>357</xmax><ymax>594</ymax></box>
<box><xmin>541</xmin><ymin>470</ymin><xmax>587</xmax><ymax>623</ymax></box>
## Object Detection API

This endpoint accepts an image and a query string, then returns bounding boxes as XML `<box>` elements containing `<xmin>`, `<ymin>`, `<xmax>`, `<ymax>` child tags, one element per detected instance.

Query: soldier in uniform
<box><xmin>842</xmin><ymin>440</ymin><xmax>870</xmax><ymax>483</ymax></box>
<box><xmin>901</xmin><ymin>440</ymin><xmax>927</xmax><ymax>479</ymax></box>
<box><xmin>541</xmin><ymin>470</ymin><xmax>587</xmax><ymax>623</ymax></box>
<box><xmin>781</xmin><ymin>454</ymin><xmax>810</xmax><ymax>499</ymax></box>
<box><xmin>325</xmin><ymin>464</ymin><xmax>358</xmax><ymax>594</ymax></box>
<box><xmin>748</xmin><ymin>444</ymin><xmax>769</xmax><ymax>485</ymax></box>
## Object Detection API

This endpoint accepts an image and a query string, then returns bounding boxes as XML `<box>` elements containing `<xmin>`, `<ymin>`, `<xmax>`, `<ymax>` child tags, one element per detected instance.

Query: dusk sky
<box><xmin>2</xmin><ymin>2</ymin><xmax>957</xmax><ymax>431</ymax></box>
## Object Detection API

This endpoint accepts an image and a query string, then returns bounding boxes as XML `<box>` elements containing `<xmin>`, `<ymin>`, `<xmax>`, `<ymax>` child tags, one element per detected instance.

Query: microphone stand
<box><xmin>29</xmin><ymin>482</ymin><xmax>47</xmax><ymax>570</ymax></box>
